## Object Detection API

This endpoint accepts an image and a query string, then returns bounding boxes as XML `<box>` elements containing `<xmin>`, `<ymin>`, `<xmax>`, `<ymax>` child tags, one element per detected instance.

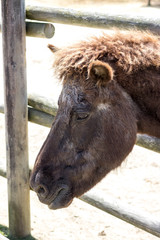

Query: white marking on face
<box><xmin>61</xmin><ymin>90</ymin><xmax>68</xmax><ymax>104</ymax></box>
<box><xmin>67</xmin><ymin>141</ymin><xmax>74</xmax><ymax>150</ymax></box>
<box><xmin>97</xmin><ymin>103</ymin><xmax>110</xmax><ymax>111</ymax></box>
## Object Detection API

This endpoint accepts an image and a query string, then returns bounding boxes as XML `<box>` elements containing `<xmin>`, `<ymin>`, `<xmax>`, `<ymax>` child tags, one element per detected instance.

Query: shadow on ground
<box><xmin>0</xmin><ymin>225</ymin><xmax>37</xmax><ymax>240</ymax></box>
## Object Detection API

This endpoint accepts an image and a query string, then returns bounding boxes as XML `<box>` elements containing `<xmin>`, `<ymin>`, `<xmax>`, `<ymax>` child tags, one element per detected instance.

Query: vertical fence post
<box><xmin>1</xmin><ymin>0</ymin><xmax>30</xmax><ymax>237</ymax></box>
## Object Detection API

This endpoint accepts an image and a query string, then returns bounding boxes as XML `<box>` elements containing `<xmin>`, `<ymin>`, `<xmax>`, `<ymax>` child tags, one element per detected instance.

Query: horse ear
<box><xmin>88</xmin><ymin>60</ymin><xmax>114</xmax><ymax>87</ymax></box>
<box><xmin>48</xmin><ymin>44</ymin><xmax>60</xmax><ymax>53</ymax></box>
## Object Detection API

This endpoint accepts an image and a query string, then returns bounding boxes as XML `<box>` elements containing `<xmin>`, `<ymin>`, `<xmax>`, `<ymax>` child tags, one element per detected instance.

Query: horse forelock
<box><xmin>53</xmin><ymin>30</ymin><xmax>160</xmax><ymax>85</ymax></box>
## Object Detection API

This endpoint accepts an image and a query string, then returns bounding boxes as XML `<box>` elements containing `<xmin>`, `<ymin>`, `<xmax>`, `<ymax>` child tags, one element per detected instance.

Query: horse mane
<box><xmin>53</xmin><ymin>30</ymin><xmax>160</xmax><ymax>84</ymax></box>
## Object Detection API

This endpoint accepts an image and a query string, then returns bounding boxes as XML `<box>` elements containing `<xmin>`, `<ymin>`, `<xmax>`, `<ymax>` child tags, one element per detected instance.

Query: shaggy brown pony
<box><xmin>30</xmin><ymin>31</ymin><xmax>160</xmax><ymax>210</ymax></box>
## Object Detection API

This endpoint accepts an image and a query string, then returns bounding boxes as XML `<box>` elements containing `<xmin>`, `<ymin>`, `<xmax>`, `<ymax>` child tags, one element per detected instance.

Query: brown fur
<box><xmin>30</xmin><ymin>31</ymin><xmax>160</xmax><ymax>210</ymax></box>
<box><xmin>53</xmin><ymin>31</ymin><xmax>160</xmax><ymax>81</ymax></box>
<box><xmin>52</xmin><ymin>30</ymin><xmax>160</xmax><ymax>137</ymax></box>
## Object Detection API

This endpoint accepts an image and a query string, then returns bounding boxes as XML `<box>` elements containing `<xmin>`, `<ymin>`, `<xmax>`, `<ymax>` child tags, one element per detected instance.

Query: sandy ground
<box><xmin>0</xmin><ymin>118</ymin><xmax>160</xmax><ymax>240</ymax></box>
<box><xmin>0</xmin><ymin>0</ymin><xmax>160</xmax><ymax>239</ymax></box>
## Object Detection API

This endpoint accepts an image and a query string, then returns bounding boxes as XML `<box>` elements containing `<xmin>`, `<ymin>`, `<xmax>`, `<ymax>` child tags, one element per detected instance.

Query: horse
<box><xmin>30</xmin><ymin>30</ymin><xmax>160</xmax><ymax>209</ymax></box>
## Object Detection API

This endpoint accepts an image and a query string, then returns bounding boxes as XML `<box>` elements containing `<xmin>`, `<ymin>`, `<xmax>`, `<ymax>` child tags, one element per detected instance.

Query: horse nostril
<box><xmin>36</xmin><ymin>184</ymin><xmax>49</xmax><ymax>198</ymax></box>
<box><xmin>37</xmin><ymin>186</ymin><xmax>45</xmax><ymax>195</ymax></box>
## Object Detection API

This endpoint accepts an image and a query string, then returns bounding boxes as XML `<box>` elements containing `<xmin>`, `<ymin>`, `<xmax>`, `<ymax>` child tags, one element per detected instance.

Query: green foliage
<box><xmin>0</xmin><ymin>225</ymin><xmax>37</xmax><ymax>240</ymax></box>
<box><xmin>0</xmin><ymin>225</ymin><xmax>9</xmax><ymax>238</ymax></box>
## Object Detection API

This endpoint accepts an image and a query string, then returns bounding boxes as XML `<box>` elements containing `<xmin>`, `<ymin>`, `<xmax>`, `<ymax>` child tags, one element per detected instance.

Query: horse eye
<box><xmin>78</xmin><ymin>95</ymin><xmax>86</xmax><ymax>103</ymax></box>
<box><xmin>77</xmin><ymin>112</ymin><xmax>89</xmax><ymax>121</ymax></box>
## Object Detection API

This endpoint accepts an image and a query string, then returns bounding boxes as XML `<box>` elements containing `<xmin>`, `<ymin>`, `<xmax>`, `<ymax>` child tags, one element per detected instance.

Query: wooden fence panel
<box><xmin>26</xmin><ymin>5</ymin><xmax>160</xmax><ymax>34</ymax></box>
<box><xmin>0</xmin><ymin>21</ymin><xmax>55</xmax><ymax>38</ymax></box>
<box><xmin>1</xmin><ymin>0</ymin><xmax>30</xmax><ymax>237</ymax></box>
<box><xmin>0</xmin><ymin>3</ymin><xmax>160</xmax><ymax>239</ymax></box>
<box><xmin>80</xmin><ymin>192</ymin><xmax>160</xmax><ymax>238</ymax></box>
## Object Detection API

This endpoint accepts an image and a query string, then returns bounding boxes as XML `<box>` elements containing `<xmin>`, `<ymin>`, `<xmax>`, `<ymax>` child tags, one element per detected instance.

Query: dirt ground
<box><xmin>0</xmin><ymin>0</ymin><xmax>160</xmax><ymax>239</ymax></box>
<box><xmin>0</xmin><ymin>121</ymin><xmax>160</xmax><ymax>240</ymax></box>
